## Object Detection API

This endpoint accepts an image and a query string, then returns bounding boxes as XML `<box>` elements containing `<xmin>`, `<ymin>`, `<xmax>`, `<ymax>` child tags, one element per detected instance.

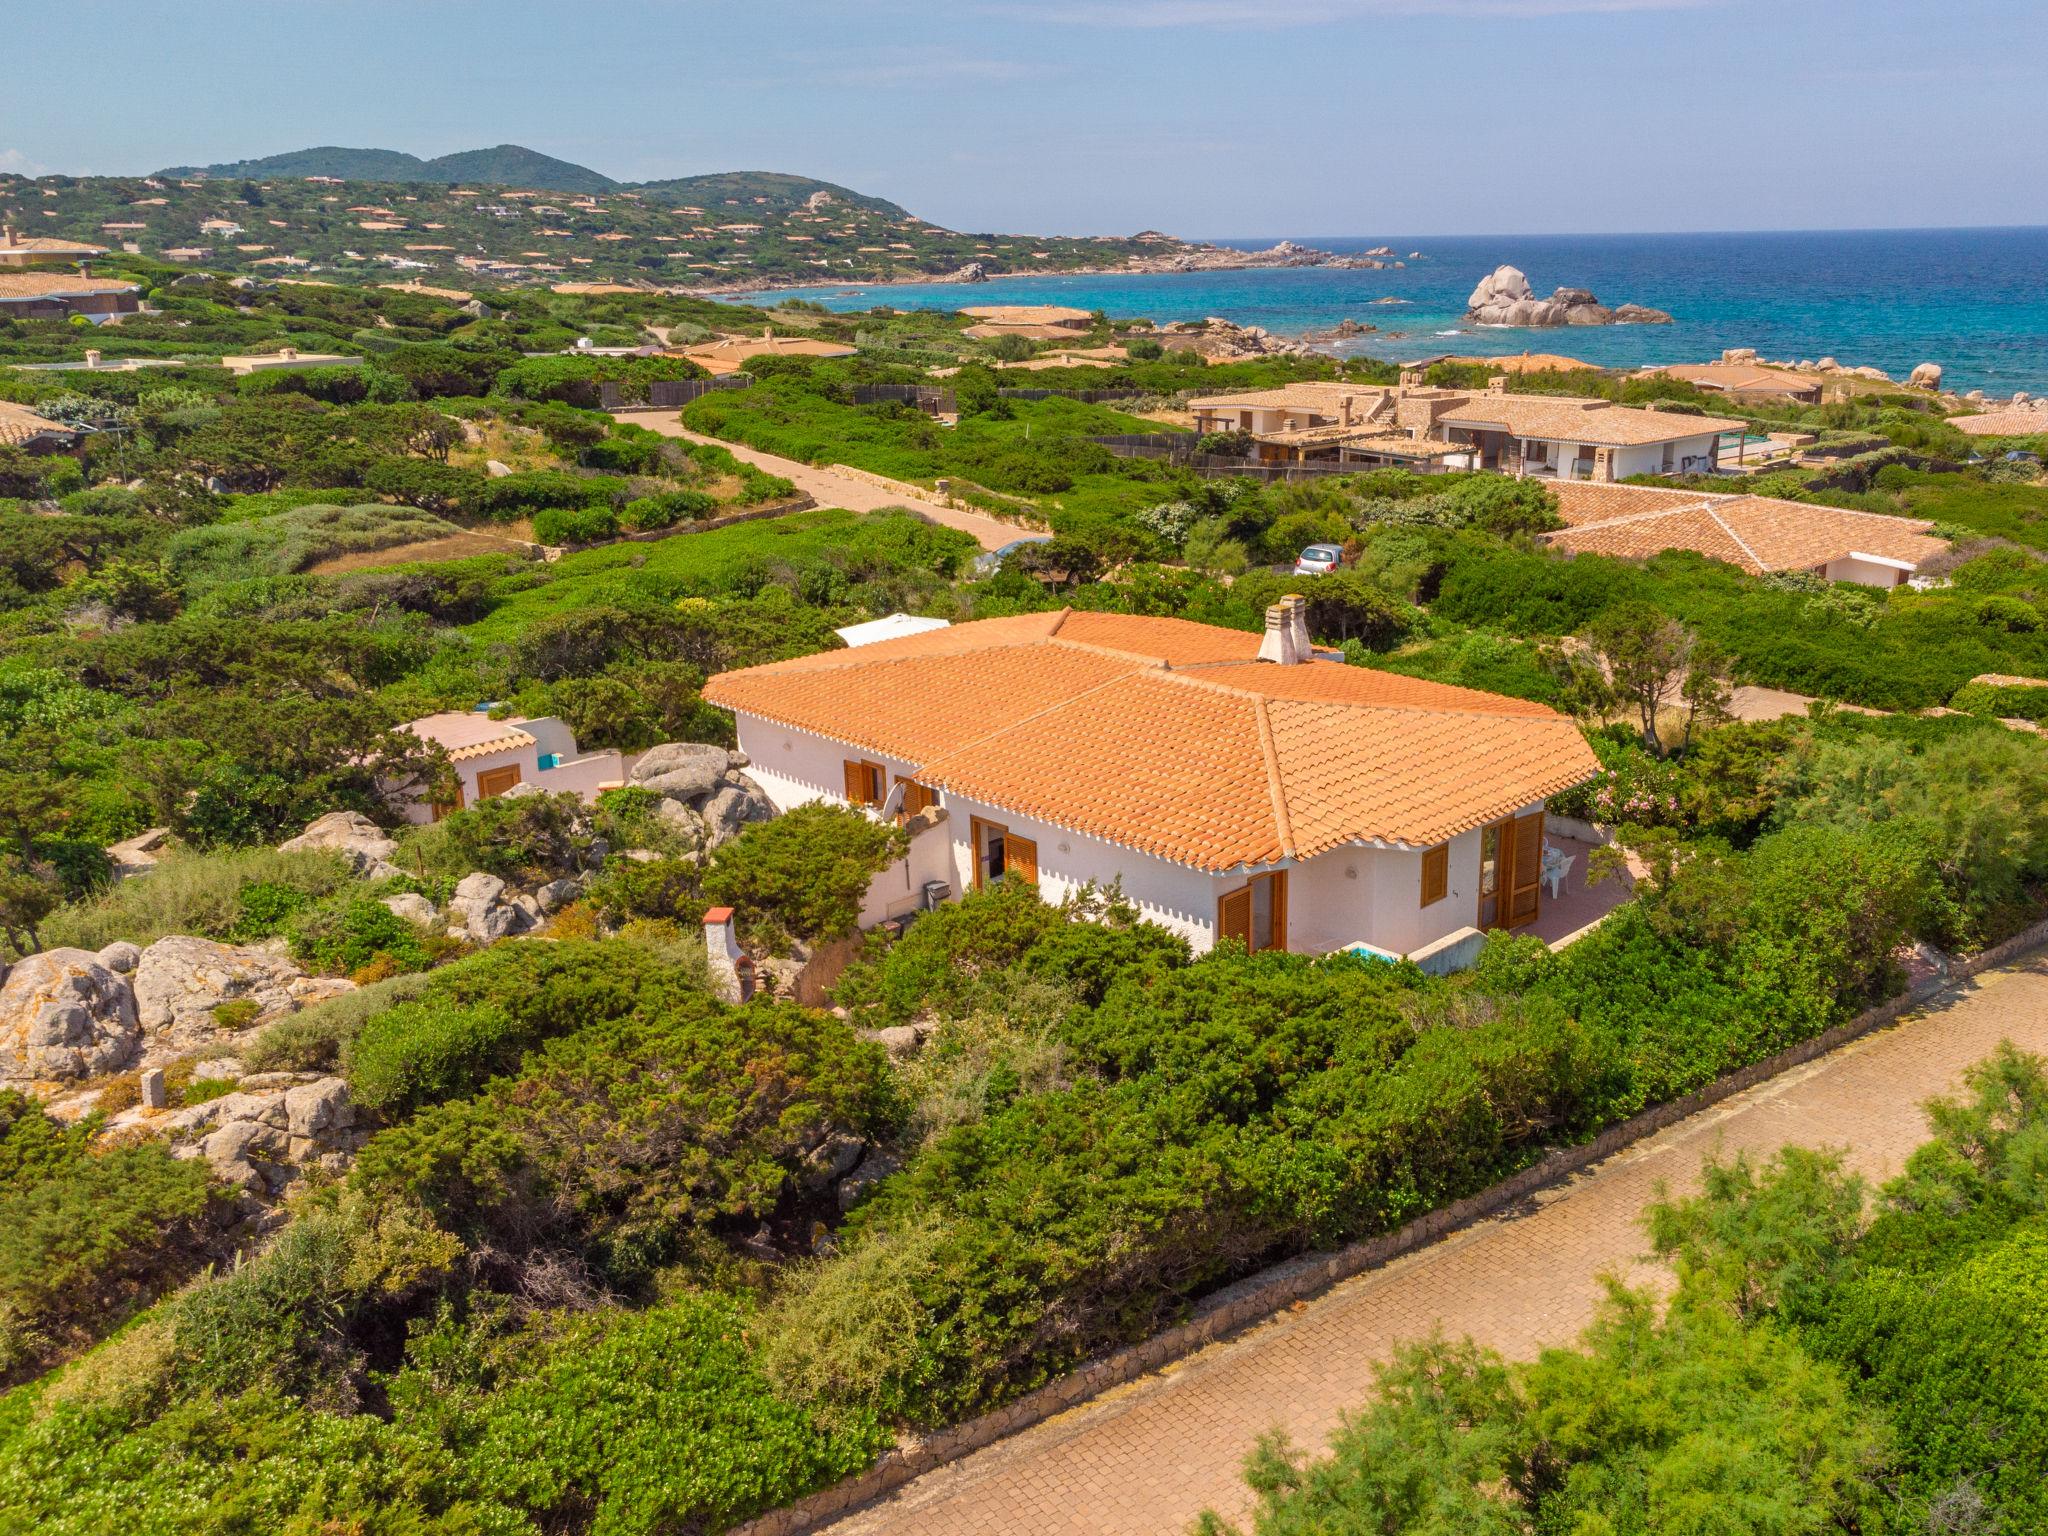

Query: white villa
<box><xmin>1189</xmin><ymin>374</ymin><xmax>1748</xmax><ymax>480</ymax></box>
<box><xmin>703</xmin><ymin>602</ymin><xmax>1600</xmax><ymax>968</ymax></box>
<box><xmin>392</xmin><ymin>710</ymin><xmax>630</xmax><ymax>823</ymax></box>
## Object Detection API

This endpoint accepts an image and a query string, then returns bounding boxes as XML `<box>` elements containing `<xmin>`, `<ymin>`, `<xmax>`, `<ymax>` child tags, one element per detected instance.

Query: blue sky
<box><xmin>6</xmin><ymin>0</ymin><xmax>2044</xmax><ymax>237</ymax></box>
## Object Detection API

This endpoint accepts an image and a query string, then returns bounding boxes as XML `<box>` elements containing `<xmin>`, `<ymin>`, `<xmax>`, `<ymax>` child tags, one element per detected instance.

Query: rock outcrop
<box><xmin>132</xmin><ymin>936</ymin><xmax>313</xmax><ymax>1057</ymax></box>
<box><xmin>1465</xmin><ymin>266</ymin><xmax>1672</xmax><ymax>328</ymax></box>
<box><xmin>446</xmin><ymin>872</ymin><xmax>536</xmax><ymax>943</ymax></box>
<box><xmin>163</xmin><ymin>1074</ymin><xmax>366</xmax><ymax>1196</ymax></box>
<box><xmin>0</xmin><ymin>948</ymin><xmax>140</xmax><ymax>1083</ymax></box>
<box><xmin>1910</xmin><ymin>362</ymin><xmax>1943</xmax><ymax>390</ymax></box>
<box><xmin>939</xmin><ymin>262</ymin><xmax>990</xmax><ymax>284</ymax></box>
<box><xmin>627</xmin><ymin>743</ymin><xmax>776</xmax><ymax>851</ymax></box>
<box><xmin>279</xmin><ymin>810</ymin><xmax>400</xmax><ymax>879</ymax></box>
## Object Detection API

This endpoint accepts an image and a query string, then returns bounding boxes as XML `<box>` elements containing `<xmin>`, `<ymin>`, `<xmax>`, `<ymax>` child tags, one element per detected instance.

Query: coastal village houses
<box><xmin>702</xmin><ymin>602</ymin><xmax>1600</xmax><ymax>969</ymax></box>
<box><xmin>1189</xmin><ymin>374</ymin><xmax>1746</xmax><ymax>479</ymax></box>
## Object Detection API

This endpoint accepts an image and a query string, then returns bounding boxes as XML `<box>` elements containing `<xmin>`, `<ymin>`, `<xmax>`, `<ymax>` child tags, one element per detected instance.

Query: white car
<box><xmin>1293</xmin><ymin>543</ymin><xmax>1344</xmax><ymax>576</ymax></box>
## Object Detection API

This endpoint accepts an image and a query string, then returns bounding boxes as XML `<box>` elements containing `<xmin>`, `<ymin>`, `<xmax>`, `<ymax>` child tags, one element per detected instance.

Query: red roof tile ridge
<box><xmin>1253</xmin><ymin>698</ymin><xmax>1297</xmax><ymax>861</ymax></box>
<box><xmin>1164</xmin><ymin>658</ymin><xmax>1569</xmax><ymax>721</ymax></box>
<box><xmin>1702</xmin><ymin>506</ymin><xmax>1769</xmax><ymax>573</ymax></box>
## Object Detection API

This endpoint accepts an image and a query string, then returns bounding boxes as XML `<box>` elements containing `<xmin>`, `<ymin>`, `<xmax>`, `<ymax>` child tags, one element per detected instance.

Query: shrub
<box><xmin>701</xmin><ymin>804</ymin><xmax>908</xmax><ymax>956</ymax></box>
<box><xmin>39</xmin><ymin>846</ymin><xmax>356</xmax><ymax>953</ymax></box>
<box><xmin>619</xmin><ymin>488</ymin><xmax>717</xmax><ymax>532</ymax></box>
<box><xmin>0</xmin><ymin>1092</ymin><xmax>232</xmax><ymax>1379</ymax></box>
<box><xmin>289</xmin><ymin>896</ymin><xmax>438</xmax><ymax>977</ymax></box>
<box><xmin>531</xmin><ymin>503</ymin><xmax>618</xmax><ymax>545</ymax></box>
<box><xmin>242</xmin><ymin>971</ymin><xmax>433</xmax><ymax>1073</ymax></box>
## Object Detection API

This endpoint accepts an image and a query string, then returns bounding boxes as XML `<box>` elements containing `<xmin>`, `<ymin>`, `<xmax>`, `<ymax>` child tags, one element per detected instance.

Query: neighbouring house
<box><xmin>0</xmin><ymin>225</ymin><xmax>108</xmax><ymax>268</ymax></box>
<box><xmin>1545</xmin><ymin>480</ymin><xmax>1949</xmax><ymax>587</ymax></box>
<box><xmin>390</xmin><ymin>710</ymin><xmax>631</xmax><ymax>823</ymax></box>
<box><xmin>960</xmin><ymin>303</ymin><xmax>1095</xmax><ymax>341</ymax></box>
<box><xmin>1949</xmin><ymin>405</ymin><xmax>2048</xmax><ymax>438</ymax></box>
<box><xmin>0</xmin><ymin>399</ymin><xmax>82</xmax><ymax>453</ymax></box>
<box><xmin>701</xmin><ymin>603</ymin><xmax>1600</xmax><ymax>968</ymax></box>
<box><xmin>0</xmin><ymin>270</ymin><xmax>142</xmax><ymax>323</ymax></box>
<box><xmin>1633</xmin><ymin>361</ymin><xmax>1823</xmax><ymax>405</ymax></box>
<box><xmin>1188</xmin><ymin>374</ymin><xmax>1749</xmax><ymax>479</ymax></box>
<box><xmin>676</xmin><ymin>329</ymin><xmax>858</xmax><ymax>376</ymax></box>
<box><xmin>216</xmin><ymin>346</ymin><xmax>365</xmax><ymax>376</ymax></box>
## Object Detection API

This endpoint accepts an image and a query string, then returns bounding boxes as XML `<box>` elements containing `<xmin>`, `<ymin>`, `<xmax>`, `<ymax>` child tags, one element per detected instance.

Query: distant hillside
<box><xmin>158</xmin><ymin>143</ymin><xmax>617</xmax><ymax>193</ymax></box>
<box><xmin>634</xmin><ymin>171</ymin><xmax>906</xmax><ymax>219</ymax></box>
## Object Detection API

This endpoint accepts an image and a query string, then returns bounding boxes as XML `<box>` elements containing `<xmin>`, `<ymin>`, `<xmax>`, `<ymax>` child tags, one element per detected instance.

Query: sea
<box><xmin>756</xmin><ymin>227</ymin><xmax>2048</xmax><ymax>397</ymax></box>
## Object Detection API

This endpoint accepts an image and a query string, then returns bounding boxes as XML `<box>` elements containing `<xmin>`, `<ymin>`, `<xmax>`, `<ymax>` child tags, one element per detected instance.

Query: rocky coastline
<box><xmin>1465</xmin><ymin>265</ymin><xmax>1672</xmax><ymax>327</ymax></box>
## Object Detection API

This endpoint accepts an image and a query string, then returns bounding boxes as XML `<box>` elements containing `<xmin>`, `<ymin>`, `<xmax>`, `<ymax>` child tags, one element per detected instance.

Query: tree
<box><xmin>1584</xmin><ymin>604</ymin><xmax>1728</xmax><ymax>757</ymax></box>
<box><xmin>701</xmin><ymin>804</ymin><xmax>907</xmax><ymax>956</ymax></box>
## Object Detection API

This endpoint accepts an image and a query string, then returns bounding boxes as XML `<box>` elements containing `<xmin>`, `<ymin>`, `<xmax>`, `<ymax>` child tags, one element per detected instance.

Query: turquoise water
<box><xmin>759</xmin><ymin>228</ymin><xmax>2048</xmax><ymax>396</ymax></box>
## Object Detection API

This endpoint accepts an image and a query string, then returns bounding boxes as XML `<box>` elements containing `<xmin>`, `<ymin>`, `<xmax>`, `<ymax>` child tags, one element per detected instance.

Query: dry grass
<box><xmin>306</xmin><ymin>525</ymin><xmax>534</xmax><ymax>574</ymax></box>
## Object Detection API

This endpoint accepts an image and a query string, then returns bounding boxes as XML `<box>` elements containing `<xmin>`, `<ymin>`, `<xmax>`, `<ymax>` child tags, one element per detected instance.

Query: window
<box><xmin>842</xmin><ymin>759</ymin><xmax>885</xmax><ymax>808</ymax></box>
<box><xmin>1218</xmin><ymin>871</ymin><xmax>1287</xmax><ymax>954</ymax></box>
<box><xmin>1420</xmin><ymin>844</ymin><xmax>1449</xmax><ymax>907</ymax></box>
<box><xmin>972</xmin><ymin>817</ymin><xmax>1037</xmax><ymax>888</ymax></box>
<box><xmin>896</xmin><ymin>776</ymin><xmax>937</xmax><ymax>819</ymax></box>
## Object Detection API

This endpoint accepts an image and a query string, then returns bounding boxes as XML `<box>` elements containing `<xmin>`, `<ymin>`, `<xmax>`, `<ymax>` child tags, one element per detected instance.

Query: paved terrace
<box><xmin>611</xmin><ymin>412</ymin><xmax>1023</xmax><ymax>552</ymax></box>
<box><xmin>823</xmin><ymin>949</ymin><xmax>2048</xmax><ymax>1536</ymax></box>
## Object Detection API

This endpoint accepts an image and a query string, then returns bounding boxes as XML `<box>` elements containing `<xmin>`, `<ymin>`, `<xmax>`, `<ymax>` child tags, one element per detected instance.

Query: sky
<box><xmin>6</xmin><ymin>0</ymin><xmax>2045</xmax><ymax>238</ymax></box>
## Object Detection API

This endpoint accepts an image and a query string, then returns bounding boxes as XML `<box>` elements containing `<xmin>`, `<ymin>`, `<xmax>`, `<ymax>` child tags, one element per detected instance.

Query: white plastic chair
<box><xmin>1543</xmin><ymin>854</ymin><xmax>1575</xmax><ymax>899</ymax></box>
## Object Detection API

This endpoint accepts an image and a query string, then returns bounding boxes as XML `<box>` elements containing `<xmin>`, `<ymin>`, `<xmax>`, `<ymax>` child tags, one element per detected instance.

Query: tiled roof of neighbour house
<box><xmin>0</xmin><ymin>272</ymin><xmax>140</xmax><ymax>302</ymax></box>
<box><xmin>1544</xmin><ymin>488</ymin><xmax>1947</xmax><ymax>575</ymax></box>
<box><xmin>1430</xmin><ymin>352</ymin><xmax>1596</xmax><ymax>374</ymax></box>
<box><xmin>0</xmin><ymin>236</ymin><xmax>109</xmax><ymax>259</ymax></box>
<box><xmin>703</xmin><ymin>610</ymin><xmax>1599</xmax><ymax>871</ymax></box>
<box><xmin>1439</xmin><ymin>395</ymin><xmax>1747</xmax><ymax>446</ymax></box>
<box><xmin>962</xmin><ymin>322</ymin><xmax>1096</xmax><ymax>341</ymax></box>
<box><xmin>1190</xmin><ymin>382</ymin><xmax>1397</xmax><ymax>415</ymax></box>
<box><xmin>1548</xmin><ymin>479</ymin><xmax>1730</xmax><ymax>527</ymax></box>
<box><xmin>959</xmin><ymin>304</ymin><xmax>1093</xmax><ymax>325</ymax></box>
<box><xmin>1949</xmin><ymin>407</ymin><xmax>2048</xmax><ymax>437</ymax></box>
<box><xmin>1638</xmin><ymin>362</ymin><xmax>1819</xmax><ymax>395</ymax></box>
<box><xmin>400</xmin><ymin>712</ymin><xmax>537</xmax><ymax>762</ymax></box>
<box><xmin>0</xmin><ymin>400</ymin><xmax>74</xmax><ymax>446</ymax></box>
<box><xmin>680</xmin><ymin>334</ymin><xmax>857</xmax><ymax>367</ymax></box>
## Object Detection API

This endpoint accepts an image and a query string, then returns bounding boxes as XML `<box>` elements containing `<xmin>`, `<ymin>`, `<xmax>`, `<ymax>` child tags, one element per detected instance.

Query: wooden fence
<box><xmin>600</xmin><ymin>374</ymin><xmax>755</xmax><ymax>410</ymax></box>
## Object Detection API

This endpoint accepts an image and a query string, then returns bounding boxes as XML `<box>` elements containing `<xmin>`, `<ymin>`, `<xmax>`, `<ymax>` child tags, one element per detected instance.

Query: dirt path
<box><xmin>612</xmin><ymin>411</ymin><xmax>1025</xmax><ymax>553</ymax></box>
<box><xmin>823</xmin><ymin>951</ymin><xmax>2048</xmax><ymax>1536</ymax></box>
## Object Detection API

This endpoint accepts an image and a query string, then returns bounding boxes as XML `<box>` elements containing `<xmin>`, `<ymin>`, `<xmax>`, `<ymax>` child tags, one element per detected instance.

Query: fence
<box><xmin>999</xmin><ymin>386</ymin><xmax>1148</xmax><ymax>404</ymax></box>
<box><xmin>600</xmin><ymin>374</ymin><xmax>755</xmax><ymax>411</ymax></box>
<box><xmin>1088</xmin><ymin>434</ymin><xmax>1367</xmax><ymax>482</ymax></box>
<box><xmin>850</xmin><ymin>383</ymin><xmax>957</xmax><ymax>415</ymax></box>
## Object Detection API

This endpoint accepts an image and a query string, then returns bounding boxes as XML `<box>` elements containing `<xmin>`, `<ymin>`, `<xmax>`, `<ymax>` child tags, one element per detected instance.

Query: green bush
<box><xmin>701</xmin><ymin>803</ymin><xmax>908</xmax><ymax>956</ymax></box>
<box><xmin>39</xmin><ymin>847</ymin><xmax>356</xmax><ymax>954</ymax></box>
<box><xmin>619</xmin><ymin>488</ymin><xmax>717</xmax><ymax>531</ymax></box>
<box><xmin>532</xmin><ymin>503</ymin><xmax>619</xmax><ymax>545</ymax></box>
<box><xmin>288</xmin><ymin>896</ymin><xmax>437</xmax><ymax>978</ymax></box>
<box><xmin>242</xmin><ymin>971</ymin><xmax>432</xmax><ymax>1073</ymax></box>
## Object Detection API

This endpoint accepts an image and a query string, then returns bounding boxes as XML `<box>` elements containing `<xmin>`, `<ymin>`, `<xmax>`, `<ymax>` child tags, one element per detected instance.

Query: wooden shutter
<box><xmin>1267</xmin><ymin>872</ymin><xmax>1288</xmax><ymax>954</ymax></box>
<box><xmin>897</xmin><ymin>777</ymin><xmax>935</xmax><ymax>818</ymax></box>
<box><xmin>843</xmin><ymin>759</ymin><xmax>868</xmax><ymax>804</ymax></box>
<box><xmin>1005</xmin><ymin>834</ymin><xmax>1038</xmax><ymax>886</ymax></box>
<box><xmin>1420</xmin><ymin>845</ymin><xmax>1448</xmax><ymax>907</ymax></box>
<box><xmin>1506</xmin><ymin>812</ymin><xmax>1544</xmax><ymax>928</ymax></box>
<box><xmin>1218</xmin><ymin>887</ymin><xmax>1252</xmax><ymax>950</ymax></box>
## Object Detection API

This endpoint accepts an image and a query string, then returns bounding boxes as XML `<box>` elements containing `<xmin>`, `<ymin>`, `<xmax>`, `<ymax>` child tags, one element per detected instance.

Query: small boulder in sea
<box><xmin>1465</xmin><ymin>265</ymin><xmax>1671</xmax><ymax>328</ymax></box>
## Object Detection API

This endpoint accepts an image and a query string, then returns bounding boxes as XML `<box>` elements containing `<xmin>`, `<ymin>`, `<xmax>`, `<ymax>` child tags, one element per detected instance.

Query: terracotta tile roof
<box><xmin>704</xmin><ymin>611</ymin><xmax>1598</xmax><ymax>870</ymax></box>
<box><xmin>1190</xmin><ymin>381</ymin><xmax>1398</xmax><ymax>415</ymax></box>
<box><xmin>401</xmin><ymin>712</ymin><xmax>536</xmax><ymax>762</ymax></box>
<box><xmin>1544</xmin><ymin>486</ymin><xmax>1946</xmax><ymax>574</ymax></box>
<box><xmin>1440</xmin><ymin>395</ymin><xmax>1746</xmax><ymax>446</ymax></box>
<box><xmin>959</xmin><ymin>304</ymin><xmax>1093</xmax><ymax>325</ymax></box>
<box><xmin>1639</xmin><ymin>362</ymin><xmax>1820</xmax><ymax>396</ymax></box>
<box><xmin>0</xmin><ymin>400</ymin><xmax>73</xmax><ymax>446</ymax></box>
<box><xmin>1949</xmin><ymin>407</ymin><xmax>2048</xmax><ymax>438</ymax></box>
<box><xmin>0</xmin><ymin>272</ymin><xmax>139</xmax><ymax>301</ymax></box>
<box><xmin>0</xmin><ymin>236</ymin><xmax>108</xmax><ymax>258</ymax></box>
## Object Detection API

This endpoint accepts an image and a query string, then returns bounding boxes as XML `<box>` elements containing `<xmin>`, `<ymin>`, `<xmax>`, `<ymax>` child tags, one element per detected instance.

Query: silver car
<box><xmin>1293</xmin><ymin>543</ymin><xmax>1344</xmax><ymax>576</ymax></box>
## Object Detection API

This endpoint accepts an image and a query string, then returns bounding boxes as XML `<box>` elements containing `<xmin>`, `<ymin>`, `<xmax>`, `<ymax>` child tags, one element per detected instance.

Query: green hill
<box><xmin>633</xmin><ymin>171</ymin><xmax>906</xmax><ymax>218</ymax></box>
<box><xmin>157</xmin><ymin>143</ymin><xmax>616</xmax><ymax>193</ymax></box>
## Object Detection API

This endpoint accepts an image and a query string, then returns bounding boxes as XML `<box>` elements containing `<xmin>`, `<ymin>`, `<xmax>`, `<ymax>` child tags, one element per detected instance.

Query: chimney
<box><xmin>702</xmin><ymin>906</ymin><xmax>755</xmax><ymax>1003</ymax></box>
<box><xmin>1399</xmin><ymin>368</ymin><xmax>1422</xmax><ymax>389</ymax></box>
<box><xmin>1341</xmin><ymin>395</ymin><xmax>1355</xmax><ymax>427</ymax></box>
<box><xmin>280</xmin><ymin>346</ymin><xmax>298</xmax><ymax>360</ymax></box>
<box><xmin>1257</xmin><ymin>595</ymin><xmax>1311</xmax><ymax>665</ymax></box>
<box><xmin>84</xmin><ymin>349</ymin><xmax>102</xmax><ymax>369</ymax></box>
<box><xmin>1487</xmin><ymin>374</ymin><xmax>1508</xmax><ymax>394</ymax></box>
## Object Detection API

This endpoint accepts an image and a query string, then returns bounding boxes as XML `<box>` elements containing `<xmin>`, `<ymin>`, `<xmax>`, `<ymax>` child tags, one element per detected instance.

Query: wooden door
<box><xmin>1005</xmin><ymin>834</ymin><xmax>1038</xmax><ymax>887</ymax></box>
<box><xmin>1217</xmin><ymin>872</ymin><xmax>1285</xmax><ymax>953</ymax></box>
<box><xmin>1505</xmin><ymin>811</ymin><xmax>1544</xmax><ymax>929</ymax></box>
<box><xmin>475</xmin><ymin>764</ymin><xmax>522</xmax><ymax>800</ymax></box>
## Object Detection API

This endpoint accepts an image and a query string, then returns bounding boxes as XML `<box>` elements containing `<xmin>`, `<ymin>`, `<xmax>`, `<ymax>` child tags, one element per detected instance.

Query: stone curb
<box><xmin>732</xmin><ymin>918</ymin><xmax>2048</xmax><ymax>1536</ymax></box>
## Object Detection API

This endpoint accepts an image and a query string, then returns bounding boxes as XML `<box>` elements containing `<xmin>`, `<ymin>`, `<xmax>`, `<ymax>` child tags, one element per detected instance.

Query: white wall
<box><xmin>1825</xmin><ymin>555</ymin><xmax>1911</xmax><ymax>589</ymax></box>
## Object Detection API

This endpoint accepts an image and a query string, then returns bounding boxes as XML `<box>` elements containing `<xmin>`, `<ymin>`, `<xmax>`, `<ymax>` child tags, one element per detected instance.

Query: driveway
<box><xmin>821</xmin><ymin>951</ymin><xmax>2048</xmax><ymax>1536</ymax></box>
<box><xmin>612</xmin><ymin>411</ymin><xmax>1023</xmax><ymax>553</ymax></box>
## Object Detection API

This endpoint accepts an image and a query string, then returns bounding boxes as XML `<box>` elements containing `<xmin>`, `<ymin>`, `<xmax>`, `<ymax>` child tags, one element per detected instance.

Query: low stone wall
<box><xmin>731</xmin><ymin>915</ymin><xmax>2048</xmax><ymax>1536</ymax></box>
